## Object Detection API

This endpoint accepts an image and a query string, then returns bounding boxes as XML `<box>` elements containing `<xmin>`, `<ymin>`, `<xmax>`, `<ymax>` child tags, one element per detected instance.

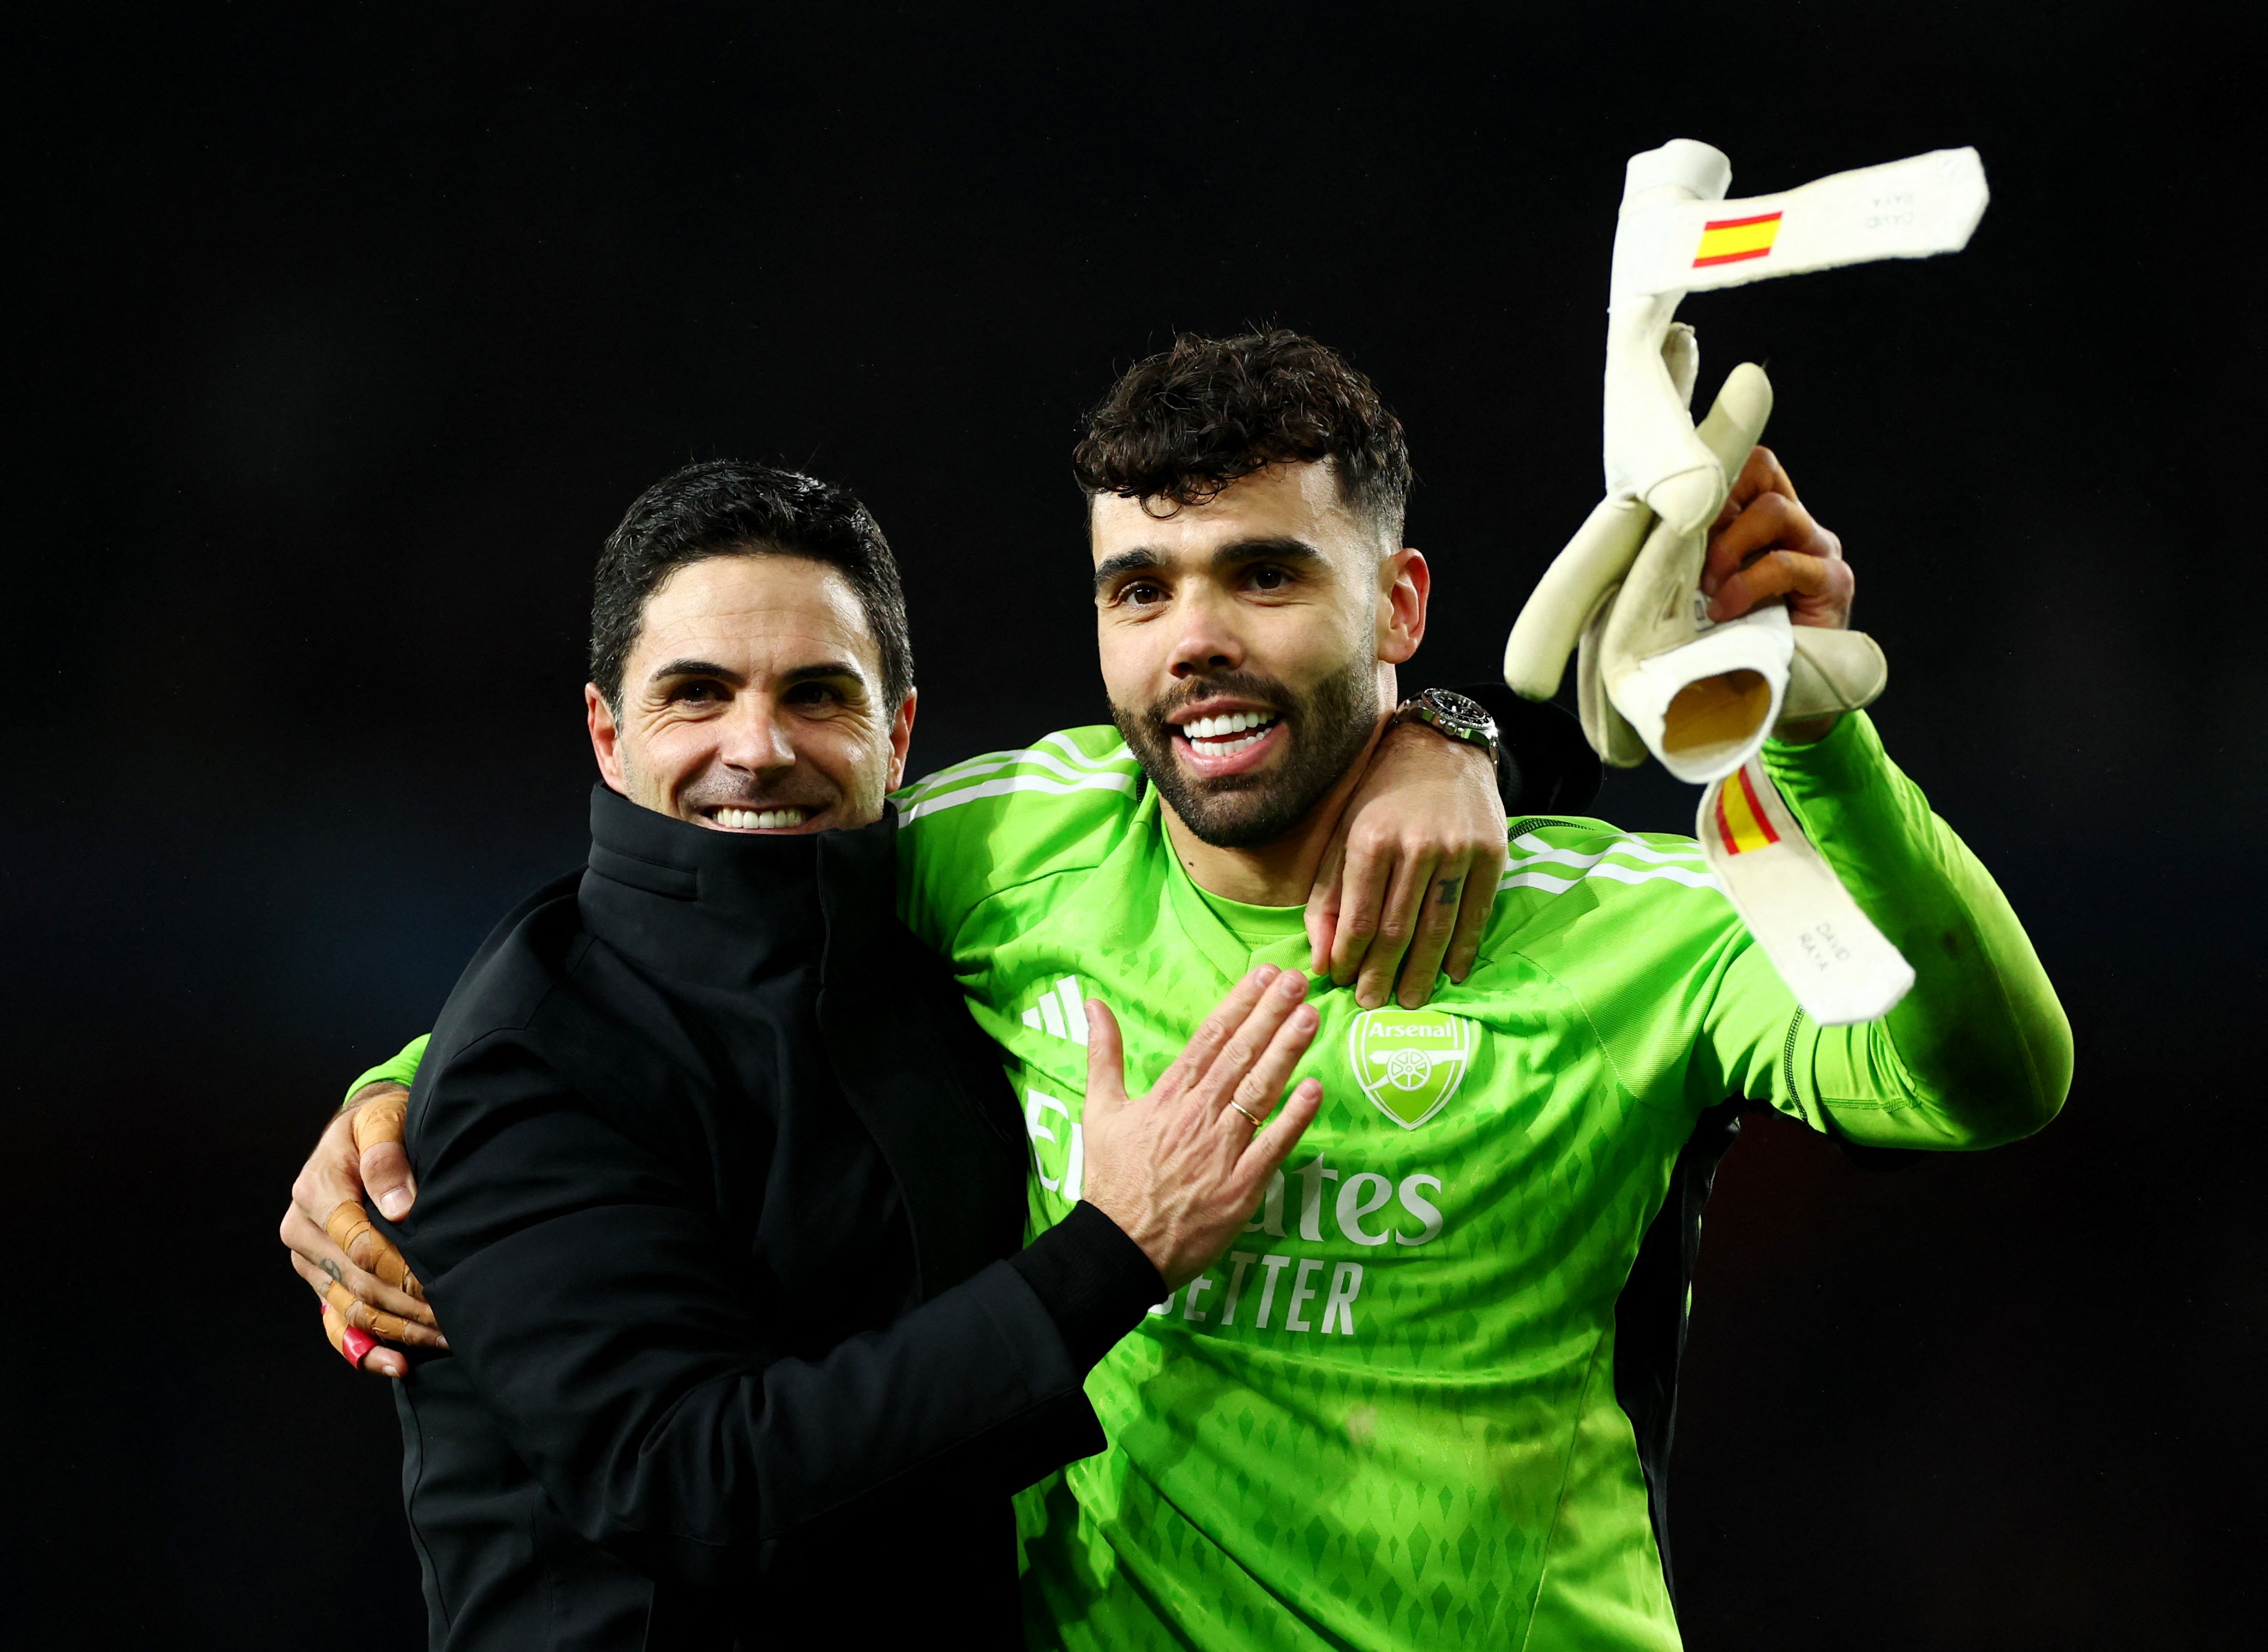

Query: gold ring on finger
<box><xmin>1226</xmin><ymin>1100</ymin><xmax>1262</xmax><ymax>1131</ymax></box>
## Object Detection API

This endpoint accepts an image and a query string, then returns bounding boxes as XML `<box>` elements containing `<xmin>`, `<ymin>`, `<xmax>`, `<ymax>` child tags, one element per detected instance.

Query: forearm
<box><xmin>434</xmin><ymin>1201</ymin><xmax>1149</xmax><ymax>1583</ymax></box>
<box><xmin>1447</xmin><ymin>680</ymin><xmax>1600</xmax><ymax>815</ymax></box>
<box><xmin>407</xmin><ymin>1048</ymin><xmax>1157</xmax><ymax>1581</ymax></box>
<box><xmin>1765</xmin><ymin>713</ymin><xmax>2072</xmax><ymax>1148</ymax></box>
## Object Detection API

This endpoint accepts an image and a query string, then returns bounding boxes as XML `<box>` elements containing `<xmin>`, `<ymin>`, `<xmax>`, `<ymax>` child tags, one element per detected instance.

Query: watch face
<box><xmin>1426</xmin><ymin>689</ymin><xmax>1490</xmax><ymax>730</ymax></box>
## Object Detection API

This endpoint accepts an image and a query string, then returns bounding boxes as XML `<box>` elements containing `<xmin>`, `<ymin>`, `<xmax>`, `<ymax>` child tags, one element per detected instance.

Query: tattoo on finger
<box><xmin>1435</xmin><ymin>877</ymin><xmax>1463</xmax><ymax>907</ymax></box>
<box><xmin>320</xmin><ymin>1258</ymin><xmax>345</xmax><ymax>1286</ymax></box>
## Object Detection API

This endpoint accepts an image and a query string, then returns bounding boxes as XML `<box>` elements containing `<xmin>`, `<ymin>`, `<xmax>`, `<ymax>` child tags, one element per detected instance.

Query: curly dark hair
<box><xmin>1071</xmin><ymin>329</ymin><xmax>1412</xmax><ymax>539</ymax></box>
<box><xmin>589</xmin><ymin>460</ymin><xmax>912</xmax><ymax>712</ymax></box>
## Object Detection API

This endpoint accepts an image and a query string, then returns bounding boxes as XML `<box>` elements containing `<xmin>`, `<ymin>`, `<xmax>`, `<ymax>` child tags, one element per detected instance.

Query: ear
<box><xmin>1376</xmin><ymin>547</ymin><xmax>1429</xmax><ymax>665</ymax></box>
<box><xmin>587</xmin><ymin>683</ymin><xmax>629</xmax><ymax>792</ymax></box>
<box><xmin>885</xmin><ymin>688</ymin><xmax>918</xmax><ymax>793</ymax></box>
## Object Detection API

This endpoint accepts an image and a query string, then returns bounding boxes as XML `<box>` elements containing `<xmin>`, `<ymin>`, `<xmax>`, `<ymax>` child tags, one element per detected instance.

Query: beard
<box><xmin>1111</xmin><ymin>652</ymin><xmax>1380</xmax><ymax>850</ymax></box>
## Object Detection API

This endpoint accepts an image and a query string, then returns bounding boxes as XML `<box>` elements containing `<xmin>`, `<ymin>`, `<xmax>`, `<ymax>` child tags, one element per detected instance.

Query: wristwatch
<box><xmin>1390</xmin><ymin>688</ymin><xmax>1500</xmax><ymax>766</ymax></box>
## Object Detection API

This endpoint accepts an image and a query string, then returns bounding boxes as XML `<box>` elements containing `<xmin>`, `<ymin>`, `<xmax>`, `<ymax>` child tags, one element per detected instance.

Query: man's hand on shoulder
<box><xmin>1703</xmin><ymin>444</ymin><xmax>1852</xmax><ymax>743</ymax></box>
<box><xmin>1304</xmin><ymin>722</ymin><xmax>1508</xmax><ymax>1012</ymax></box>
<box><xmin>280</xmin><ymin>1083</ymin><xmax>446</xmax><ymax>1377</ymax></box>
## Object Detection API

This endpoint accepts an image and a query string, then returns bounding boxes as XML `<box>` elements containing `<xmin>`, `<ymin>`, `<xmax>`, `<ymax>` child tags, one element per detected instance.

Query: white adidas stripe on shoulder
<box><xmin>1507</xmin><ymin>831</ymin><xmax>1705</xmax><ymax>869</ymax></box>
<box><xmin>1037</xmin><ymin>730</ymin><xmax>1137</xmax><ymax>772</ymax></box>
<box><xmin>1499</xmin><ymin>862</ymin><xmax>1722</xmax><ymax>896</ymax></box>
<box><xmin>899</xmin><ymin>734</ymin><xmax>1137</xmax><ymax>803</ymax></box>
<box><xmin>902</xmin><ymin>743</ymin><xmax>1135</xmax><ymax>800</ymax></box>
<box><xmin>1498</xmin><ymin>831</ymin><xmax>1720</xmax><ymax>897</ymax></box>
<box><xmin>899</xmin><ymin>767</ymin><xmax>1139</xmax><ymax>826</ymax></box>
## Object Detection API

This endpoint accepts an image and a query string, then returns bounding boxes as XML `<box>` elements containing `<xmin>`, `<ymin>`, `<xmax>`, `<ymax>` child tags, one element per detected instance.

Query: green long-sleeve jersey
<box><xmin>352</xmin><ymin>712</ymin><xmax>2069</xmax><ymax>1650</ymax></box>
<box><xmin>891</xmin><ymin>709</ymin><xmax>2066</xmax><ymax>1651</ymax></box>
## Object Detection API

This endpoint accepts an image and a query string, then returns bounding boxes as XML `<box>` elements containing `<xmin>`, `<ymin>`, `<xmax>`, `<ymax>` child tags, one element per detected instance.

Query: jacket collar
<box><xmin>577</xmin><ymin>784</ymin><xmax>896</xmax><ymax>989</ymax></box>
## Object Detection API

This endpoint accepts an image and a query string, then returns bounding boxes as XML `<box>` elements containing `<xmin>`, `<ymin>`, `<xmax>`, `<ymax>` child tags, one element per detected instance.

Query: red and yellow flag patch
<box><xmin>1713</xmin><ymin>766</ymin><xmax>1780</xmax><ymax>856</ymax></box>
<box><xmin>1693</xmin><ymin>210</ymin><xmax>1783</xmax><ymax>268</ymax></box>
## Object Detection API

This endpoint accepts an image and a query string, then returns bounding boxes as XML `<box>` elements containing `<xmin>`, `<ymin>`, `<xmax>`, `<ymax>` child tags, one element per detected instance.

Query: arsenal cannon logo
<box><xmin>1347</xmin><ymin>1009</ymin><xmax>1478</xmax><ymax>1130</ymax></box>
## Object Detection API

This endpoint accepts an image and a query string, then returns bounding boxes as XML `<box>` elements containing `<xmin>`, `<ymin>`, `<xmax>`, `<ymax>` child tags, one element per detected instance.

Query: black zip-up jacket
<box><xmin>378</xmin><ymin>786</ymin><xmax>1162</xmax><ymax>1649</ymax></box>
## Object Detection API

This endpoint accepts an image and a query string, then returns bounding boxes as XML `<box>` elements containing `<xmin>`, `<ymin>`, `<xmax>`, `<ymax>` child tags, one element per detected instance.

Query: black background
<box><xmin>8</xmin><ymin>5</ymin><xmax>2260</xmax><ymax>1646</ymax></box>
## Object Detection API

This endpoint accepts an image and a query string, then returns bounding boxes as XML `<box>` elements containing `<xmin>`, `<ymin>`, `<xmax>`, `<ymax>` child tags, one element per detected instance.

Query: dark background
<box><xmin>7</xmin><ymin>4</ymin><xmax>2258</xmax><ymax>1645</ymax></box>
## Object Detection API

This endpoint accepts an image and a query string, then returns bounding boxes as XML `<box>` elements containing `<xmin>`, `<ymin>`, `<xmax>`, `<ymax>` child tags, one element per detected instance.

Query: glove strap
<box><xmin>1698</xmin><ymin>760</ymin><xmax>1913</xmax><ymax>1026</ymax></box>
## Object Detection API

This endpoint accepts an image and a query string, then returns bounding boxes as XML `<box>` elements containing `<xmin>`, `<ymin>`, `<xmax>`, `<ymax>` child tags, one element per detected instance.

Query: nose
<box><xmin>1166</xmin><ymin>587</ymin><xmax>1244</xmax><ymax>681</ymax></box>
<box><xmin>713</xmin><ymin>696</ymin><xmax>797</xmax><ymax>778</ymax></box>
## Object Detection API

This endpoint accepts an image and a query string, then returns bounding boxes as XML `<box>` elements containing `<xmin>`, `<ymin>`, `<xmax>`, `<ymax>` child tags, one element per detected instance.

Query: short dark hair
<box><xmin>1071</xmin><ymin>329</ymin><xmax>1412</xmax><ymax>541</ymax></box>
<box><xmin>590</xmin><ymin>460</ymin><xmax>913</xmax><ymax>712</ymax></box>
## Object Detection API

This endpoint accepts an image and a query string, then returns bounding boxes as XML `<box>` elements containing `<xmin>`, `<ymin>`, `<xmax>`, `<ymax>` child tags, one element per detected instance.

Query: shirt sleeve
<box><xmin>1703</xmin><ymin>712</ymin><xmax>2072</xmax><ymax>1150</ymax></box>
<box><xmin>342</xmin><ymin>1033</ymin><xmax>428</xmax><ymax>1106</ymax></box>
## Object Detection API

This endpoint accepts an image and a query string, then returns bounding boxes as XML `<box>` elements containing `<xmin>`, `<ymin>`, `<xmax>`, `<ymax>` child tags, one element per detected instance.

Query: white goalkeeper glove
<box><xmin>1503</xmin><ymin>139</ymin><xmax>1988</xmax><ymax>1023</ymax></box>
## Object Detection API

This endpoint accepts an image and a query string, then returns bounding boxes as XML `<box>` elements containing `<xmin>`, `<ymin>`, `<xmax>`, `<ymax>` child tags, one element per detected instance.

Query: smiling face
<box><xmin>1091</xmin><ymin>460</ymin><xmax>1427</xmax><ymax>849</ymax></box>
<box><xmin>586</xmin><ymin>553</ymin><xmax>914</xmax><ymax>835</ymax></box>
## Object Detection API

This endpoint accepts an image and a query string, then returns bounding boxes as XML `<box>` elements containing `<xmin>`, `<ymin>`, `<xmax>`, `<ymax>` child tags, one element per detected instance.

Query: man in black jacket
<box><xmin>365</xmin><ymin>463</ymin><xmax>1334</xmax><ymax>1647</ymax></box>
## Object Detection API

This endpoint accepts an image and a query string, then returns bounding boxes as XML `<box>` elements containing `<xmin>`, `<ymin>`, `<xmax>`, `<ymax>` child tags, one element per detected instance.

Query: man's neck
<box><xmin>1159</xmin><ymin>717</ymin><xmax>1389</xmax><ymax>907</ymax></box>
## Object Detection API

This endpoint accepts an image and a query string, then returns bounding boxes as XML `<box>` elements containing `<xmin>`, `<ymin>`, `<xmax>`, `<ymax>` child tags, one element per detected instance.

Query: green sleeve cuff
<box><xmin>1759</xmin><ymin>706</ymin><xmax>1879</xmax><ymax>795</ymax></box>
<box><xmin>342</xmin><ymin>1034</ymin><xmax>430</xmax><ymax>1108</ymax></box>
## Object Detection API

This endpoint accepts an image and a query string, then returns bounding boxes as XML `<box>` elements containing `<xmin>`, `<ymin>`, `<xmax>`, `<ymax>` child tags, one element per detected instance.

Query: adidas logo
<box><xmin>1020</xmin><ymin>976</ymin><xmax>1090</xmax><ymax>1046</ymax></box>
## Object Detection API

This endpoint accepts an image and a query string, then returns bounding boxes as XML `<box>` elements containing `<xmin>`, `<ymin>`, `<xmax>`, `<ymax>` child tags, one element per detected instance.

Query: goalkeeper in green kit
<box><xmin>298</xmin><ymin>330</ymin><xmax>2069</xmax><ymax>1648</ymax></box>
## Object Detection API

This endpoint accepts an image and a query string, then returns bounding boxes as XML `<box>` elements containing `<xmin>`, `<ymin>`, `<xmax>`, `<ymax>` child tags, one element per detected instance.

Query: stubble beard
<box><xmin>1112</xmin><ymin>652</ymin><xmax>1380</xmax><ymax>850</ymax></box>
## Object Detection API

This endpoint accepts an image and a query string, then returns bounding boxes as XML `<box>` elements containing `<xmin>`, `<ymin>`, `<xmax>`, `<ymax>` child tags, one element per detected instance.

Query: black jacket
<box><xmin>379</xmin><ymin>787</ymin><xmax>1162</xmax><ymax>1650</ymax></box>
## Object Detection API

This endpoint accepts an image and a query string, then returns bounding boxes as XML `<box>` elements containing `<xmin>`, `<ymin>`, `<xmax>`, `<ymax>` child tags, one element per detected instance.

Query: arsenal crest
<box><xmin>1348</xmin><ymin>1009</ymin><xmax>1478</xmax><ymax>1130</ymax></box>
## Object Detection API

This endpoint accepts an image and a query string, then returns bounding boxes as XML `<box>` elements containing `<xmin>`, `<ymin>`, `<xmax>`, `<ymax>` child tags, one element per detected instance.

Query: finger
<box><xmin>1714</xmin><ymin>444</ymin><xmax>1798</xmax><ymax>528</ymax></box>
<box><xmin>1303</xmin><ymin>818</ymin><xmax>1351</xmax><ymax>976</ymax></box>
<box><xmin>1709</xmin><ymin>548</ymin><xmax>1855</xmax><ymax>625</ymax></box>
<box><xmin>280</xmin><ymin>1200</ymin><xmax>353</xmax><ymax>1276</ymax></box>
<box><xmin>1223</xmin><ymin>1000</ymin><xmax>1323</xmax><ymax>1125</ymax></box>
<box><xmin>294</xmin><ymin>1252</ymin><xmax>336</xmax><ymax>1303</ymax></box>
<box><xmin>324</xmin><ymin>1279</ymin><xmax>441</xmax><ymax>1349</ymax></box>
<box><xmin>1327</xmin><ymin>830</ymin><xmax>1395</xmax><ymax>988</ymax></box>
<box><xmin>1444</xmin><ymin>840</ymin><xmax>1504</xmax><ymax>984</ymax></box>
<box><xmin>1354</xmin><ymin>850</ymin><xmax>1434</xmax><ymax>1012</ymax></box>
<box><xmin>283</xmin><ymin>1205</ymin><xmax>436</xmax><ymax>1327</ymax></box>
<box><xmin>325</xmin><ymin>1199</ymin><xmax>426</xmax><ymax>1300</ymax></box>
<box><xmin>1186</xmin><ymin>970</ymin><xmax>1310</xmax><ymax>1117</ymax></box>
<box><xmin>319</xmin><ymin>1275</ymin><xmax>444</xmax><ymax>1348</ymax></box>
<box><xmin>352</xmin><ymin>1091</ymin><xmax>418</xmax><ymax>1222</ymax></box>
<box><xmin>320</xmin><ymin>1300</ymin><xmax>374</xmax><ymax>1366</ymax></box>
<box><xmin>1082</xmin><ymin>1000</ymin><xmax>1130</xmax><ymax>1121</ymax></box>
<box><xmin>1391</xmin><ymin>853</ymin><xmax>1471</xmax><ymax>1010</ymax></box>
<box><xmin>1235</xmin><ymin>1077</ymin><xmax>1324</xmax><ymax>1182</ymax></box>
<box><xmin>291</xmin><ymin>1232</ymin><xmax>442</xmax><ymax>1338</ymax></box>
<box><xmin>290</xmin><ymin>1108</ymin><xmax>370</xmax><ymax>1233</ymax></box>
<box><xmin>293</xmin><ymin>1251</ymin><xmax>438</xmax><ymax>1341</ymax></box>
<box><xmin>1703</xmin><ymin>491</ymin><xmax>1834</xmax><ymax>600</ymax></box>
<box><xmin>320</xmin><ymin>1302</ymin><xmax>406</xmax><ymax>1378</ymax></box>
<box><xmin>1151</xmin><ymin>967</ymin><xmax>1279</xmax><ymax>1104</ymax></box>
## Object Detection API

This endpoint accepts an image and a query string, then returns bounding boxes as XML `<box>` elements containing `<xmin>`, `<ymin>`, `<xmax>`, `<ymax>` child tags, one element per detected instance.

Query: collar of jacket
<box><xmin>578</xmin><ymin>784</ymin><xmax>896</xmax><ymax>990</ymax></box>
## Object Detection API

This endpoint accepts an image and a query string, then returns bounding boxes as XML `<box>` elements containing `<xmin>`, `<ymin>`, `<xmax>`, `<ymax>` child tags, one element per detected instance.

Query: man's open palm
<box><xmin>1079</xmin><ymin>965</ymin><xmax>1325</xmax><ymax>1290</ymax></box>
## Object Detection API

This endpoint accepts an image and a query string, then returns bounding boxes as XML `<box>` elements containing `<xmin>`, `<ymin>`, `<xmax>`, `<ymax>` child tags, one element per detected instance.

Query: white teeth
<box><xmin>715</xmin><ymin>807</ymin><xmax>807</xmax><ymax>830</ymax></box>
<box><xmin>1183</xmin><ymin>710</ymin><xmax>1275</xmax><ymax>740</ymax></box>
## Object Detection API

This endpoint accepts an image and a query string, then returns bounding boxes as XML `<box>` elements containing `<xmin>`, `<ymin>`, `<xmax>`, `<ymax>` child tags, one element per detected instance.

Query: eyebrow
<box><xmin>1091</xmin><ymin>536</ymin><xmax>1325</xmax><ymax>598</ymax></box>
<box><xmin>647</xmin><ymin>658</ymin><xmax>870</xmax><ymax>688</ymax></box>
<box><xmin>781</xmin><ymin>660</ymin><xmax>869</xmax><ymax>689</ymax></box>
<box><xmin>649</xmin><ymin>658</ymin><xmax>743</xmax><ymax>685</ymax></box>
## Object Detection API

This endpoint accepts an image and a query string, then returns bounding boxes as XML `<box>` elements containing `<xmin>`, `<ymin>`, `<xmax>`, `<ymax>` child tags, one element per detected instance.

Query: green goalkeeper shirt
<box><xmin>889</xmin><ymin>709</ymin><xmax>2066</xmax><ymax>1651</ymax></box>
<box><xmin>353</xmin><ymin>711</ymin><xmax>2068</xmax><ymax>1650</ymax></box>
